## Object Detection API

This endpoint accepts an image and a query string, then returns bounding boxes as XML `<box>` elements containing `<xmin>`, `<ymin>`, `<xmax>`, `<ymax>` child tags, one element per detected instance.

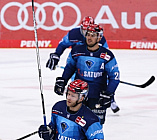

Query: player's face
<box><xmin>86</xmin><ymin>31</ymin><xmax>98</xmax><ymax>47</ymax></box>
<box><xmin>66</xmin><ymin>91</ymin><xmax>79</xmax><ymax>107</ymax></box>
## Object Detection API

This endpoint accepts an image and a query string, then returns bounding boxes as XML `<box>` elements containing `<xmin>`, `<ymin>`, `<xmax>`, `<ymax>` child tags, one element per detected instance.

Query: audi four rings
<box><xmin>1</xmin><ymin>2</ymin><xmax>81</xmax><ymax>31</ymax></box>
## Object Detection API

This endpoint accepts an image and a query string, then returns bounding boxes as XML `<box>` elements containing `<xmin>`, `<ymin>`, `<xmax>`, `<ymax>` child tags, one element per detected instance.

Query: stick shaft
<box><xmin>32</xmin><ymin>0</ymin><xmax>46</xmax><ymax>125</ymax></box>
<box><xmin>16</xmin><ymin>131</ymin><xmax>38</xmax><ymax>140</ymax></box>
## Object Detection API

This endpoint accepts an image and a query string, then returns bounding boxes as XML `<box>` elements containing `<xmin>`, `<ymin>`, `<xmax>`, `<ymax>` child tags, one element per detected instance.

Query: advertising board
<box><xmin>0</xmin><ymin>0</ymin><xmax>157</xmax><ymax>49</ymax></box>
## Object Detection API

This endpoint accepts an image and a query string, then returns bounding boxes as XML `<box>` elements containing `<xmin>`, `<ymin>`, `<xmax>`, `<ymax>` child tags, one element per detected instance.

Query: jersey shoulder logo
<box><xmin>100</xmin><ymin>53</ymin><xmax>111</xmax><ymax>61</ymax></box>
<box><xmin>61</xmin><ymin>122</ymin><xmax>69</xmax><ymax>133</ymax></box>
<box><xmin>85</xmin><ymin>60</ymin><xmax>95</xmax><ymax>69</ymax></box>
<box><xmin>75</xmin><ymin>116</ymin><xmax>86</xmax><ymax>127</ymax></box>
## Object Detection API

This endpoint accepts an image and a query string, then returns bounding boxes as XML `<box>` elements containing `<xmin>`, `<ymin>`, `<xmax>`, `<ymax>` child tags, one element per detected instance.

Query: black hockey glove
<box><xmin>54</xmin><ymin>77</ymin><xmax>66</xmax><ymax>95</ymax></box>
<box><xmin>38</xmin><ymin>125</ymin><xmax>55</xmax><ymax>140</ymax></box>
<box><xmin>46</xmin><ymin>53</ymin><xmax>60</xmax><ymax>70</ymax></box>
<box><xmin>97</xmin><ymin>91</ymin><xmax>114</xmax><ymax>108</ymax></box>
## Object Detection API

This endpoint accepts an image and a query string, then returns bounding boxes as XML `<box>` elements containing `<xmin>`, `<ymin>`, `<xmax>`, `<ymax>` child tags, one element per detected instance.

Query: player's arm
<box><xmin>62</xmin><ymin>53</ymin><xmax>76</xmax><ymax>81</ymax></box>
<box><xmin>105</xmin><ymin>57</ymin><xmax>120</xmax><ymax>94</ymax></box>
<box><xmin>99</xmin><ymin>36</ymin><xmax>109</xmax><ymax>49</ymax></box>
<box><xmin>54</xmin><ymin>52</ymin><xmax>77</xmax><ymax>95</ymax></box>
<box><xmin>55</xmin><ymin>33</ymin><xmax>75</xmax><ymax>57</ymax></box>
<box><xmin>85</xmin><ymin>122</ymin><xmax>104</xmax><ymax>140</ymax></box>
<box><xmin>38</xmin><ymin>107</ymin><xmax>57</xmax><ymax>140</ymax></box>
<box><xmin>46</xmin><ymin>32</ymin><xmax>75</xmax><ymax>70</ymax></box>
<box><xmin>97</xmin><ymin>55</ymin><xmax>120</xmax><ymax>109</ymax></box>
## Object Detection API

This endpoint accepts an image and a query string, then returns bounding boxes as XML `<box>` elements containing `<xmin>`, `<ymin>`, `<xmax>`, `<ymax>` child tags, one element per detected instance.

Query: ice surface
<box><xmin>0</xmin><ymin>48</ymin><xmax>157</xmax><ymax>140</ymax></box>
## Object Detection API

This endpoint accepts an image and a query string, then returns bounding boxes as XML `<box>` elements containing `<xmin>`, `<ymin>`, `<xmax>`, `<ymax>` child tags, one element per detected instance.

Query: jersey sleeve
<box><xmin>62</xmin><ymin>52</ymin><xmax>76</xmax><ymax>83</ymax></box>
<box><xmin>48</xmin><ymin>110</ymin><xmax>57</xmax><ymax>131</ymax></box>
<box><xmin>105</xmin><ymin>54</ymin><xmax>120</xmax><ymax>94</ymax></box>
<box><xmin>85</xmin><ymin>122</ymin><xmax>104</xmax><ymax>139</ymax></box>
<box><xmin>99</xmin><ymin>36</ymin><xmax>109</xmax><ymax>49</ymax></box>
<box><xmin>55</xmin><ymin>32</ymin><xmax>75</xmax><ymax>56</ymax></box>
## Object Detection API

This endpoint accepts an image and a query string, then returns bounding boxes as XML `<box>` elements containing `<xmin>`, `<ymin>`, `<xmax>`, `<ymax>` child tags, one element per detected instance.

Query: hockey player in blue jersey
<box><xmin>38</xmin><ymin>79</ymin><xmax>104</xmax><ymax>140</ymax></box>
<box><xmin>46</xmin><ymin>16</ymin><xmax>108</xmax><ymax>70</ymax></box>
<box><xmin>54</xmin><ymin>23</ymin><xmax>120</xmax><ymax>124</ymax></box>
<box><xmin>46</xmin><ymin>16</ymin><xmax>120</xmax><ymax>113</ymax></box>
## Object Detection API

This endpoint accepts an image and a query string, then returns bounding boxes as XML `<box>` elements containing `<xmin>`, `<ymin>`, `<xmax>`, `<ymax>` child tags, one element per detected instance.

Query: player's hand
<box><xmin>38</xmin><ymin>125</ymin><xmax>55</xmax><ymax>140</ymax></box>
<box><xmin>97</xmin><ymin>91</ymin><xmax>113</xmax><ymax>108</ymax></box>
<box><xmin>46</xmin><ymin>53</ymin><xmax>60</xmax><ymax>70</ymax></box>
<box><xmin>54</xmin><ymin>77</ymin><xmax>66</xmax><ymax>95</ymax></box>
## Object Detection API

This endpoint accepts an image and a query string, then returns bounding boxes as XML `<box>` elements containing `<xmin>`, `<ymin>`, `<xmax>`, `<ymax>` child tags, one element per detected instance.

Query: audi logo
<box><xmin>1</xmin><ymin>2</ymin><xmax>81</xmax><ymax>31</ymax></box>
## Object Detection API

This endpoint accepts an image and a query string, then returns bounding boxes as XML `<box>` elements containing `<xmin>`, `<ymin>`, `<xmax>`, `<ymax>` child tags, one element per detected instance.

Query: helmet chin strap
<box><xmin>87</xmin><ymin>41</ymin><xmax>98</xmax><ymax>48</ymax></box>
<box><xmin>72</xmin><ymin>94</ymin><xmax>83</xmax><ymax>107</ymax></box>
<box><xmin>72</xmin><ymin>100</ymin><xmax>82</xmax><ymax>107</ymax></box>
<box><xmin>86</xmin><ymin>36</ymin><xmax>99</xmax><ymax>48</ymax></box>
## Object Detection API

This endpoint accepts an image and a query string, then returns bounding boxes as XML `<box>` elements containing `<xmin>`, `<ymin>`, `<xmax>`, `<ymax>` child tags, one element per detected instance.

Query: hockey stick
<box><xmin>32</xmin><ymin>0</ymin><xmax>47</xmax><ymax>125</ymax></box>
<box><xmin>95</xmin><ymin>76</ymin><xmax>155</xmax><ymax>108</ymax></box>
<box><xmin>16</xmin><ymin>131</ymin><xmax>38</xmax><ymax>140</ymax></box>
<box><xmin>120</xmin><ymin>76</ymin><xmax>155</xmax><ymax>88</ymax></box>
<box><xmin>57</xmin><ymin>66</ymin><xmax>155</xmax><ymax>88</ymax></box>
<box><xmin>17</xmin><ymin>1</ymin><xmax>46</xmax><ymax>139</ymax></box>
<box><xmin>16</xmin><ymin>2</ymin><xmax>41</xmax><ymax>139</ymax></box>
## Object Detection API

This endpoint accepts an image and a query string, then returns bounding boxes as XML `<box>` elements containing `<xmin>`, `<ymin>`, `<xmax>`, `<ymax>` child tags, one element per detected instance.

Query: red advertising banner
<box><xmin>0</xmin><ymin>0</ymin><xmax>157</xmax><ymax>49</ymax></box>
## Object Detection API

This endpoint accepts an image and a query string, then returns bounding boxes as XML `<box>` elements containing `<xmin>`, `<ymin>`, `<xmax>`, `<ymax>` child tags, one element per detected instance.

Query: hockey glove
<box><xmin>46</xmin><ymin>53</ymin><xmax>60</xmax><ymax>70</ymax></box>
<box><xmin>54</xmin><ymin>77</ymin><xmax>66</xmax><ymax>95</ymax></box>
<box><xmin>38</xmin><ymin>125</ymin><xmax>55</xmax><ymax>140</ymax></box>
<box><xmin>97</xmin><ymin>91</ymin><xmax>114</xmax><ymax>108</ymax></box>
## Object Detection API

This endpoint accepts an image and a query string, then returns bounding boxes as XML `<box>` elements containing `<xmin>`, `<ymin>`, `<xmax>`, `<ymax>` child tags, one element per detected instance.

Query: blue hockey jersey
<box><xmin>55</xmin><ymin>26</ymin><xmax>109</xmax><ymax>57</ymax></box>
<box><xmin>62</xmin><ymin>44</ymin><xmax>120</xmax><ymax>98</ymax></box>
<box><xmin>49</xmin><ymin>100</ymin><xmax>104</xmax><ymax>140</ymax></box>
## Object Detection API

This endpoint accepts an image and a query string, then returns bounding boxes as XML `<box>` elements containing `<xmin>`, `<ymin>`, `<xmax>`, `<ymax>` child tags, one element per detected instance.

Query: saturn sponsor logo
<box><xmin>58</xmin><ymin>134</ymin><xmax>75</xmax><ymax>140</ymax></box>
<box><xmin>84</xmin><ymin>71</ymin><xmax>103</xmax><ymax>78</ymax></box>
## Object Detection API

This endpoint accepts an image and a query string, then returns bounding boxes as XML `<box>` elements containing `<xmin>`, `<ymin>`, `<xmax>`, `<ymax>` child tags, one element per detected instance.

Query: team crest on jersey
<box><xmin>61</xmin><ymin>122</ymin><xmax>69</xmax><ymax>133</ymax></box>
<box><xmin>100</xmin><ymin>53</ymin><xmax>111</xmax><ymax>61</ymax></box>
<box><xmin>75</xmin><ymin>116</ymin><xmax>86</xmax><ymax>127</ymax></box>
<box><xmin>85</xmin><ymin>60</ymin><xmax>95</xmax><ymax>69</ymax></box>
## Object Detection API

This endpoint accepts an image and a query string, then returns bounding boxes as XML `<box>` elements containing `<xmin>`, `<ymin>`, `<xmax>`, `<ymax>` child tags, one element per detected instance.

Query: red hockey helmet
<box><xmin>81</xmin><ymin>16</ymin><xmax>95</xmax><ymax>30</ymax></box>
<box><xmin>67</xmin><ymin>79</ymin><xmax>88</xmax><ymax>99</ymax></box>
<box><xmin>87</xmin><ymin>24</ymin><xmax>103</xmax><ymax>37</ymax></box>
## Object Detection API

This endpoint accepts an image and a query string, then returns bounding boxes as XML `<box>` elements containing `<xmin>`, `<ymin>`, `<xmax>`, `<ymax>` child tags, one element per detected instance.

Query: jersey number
<box><xmin>114</xmin><ymin>72</ymin><xmax>119</xmax><ymax>80</ymax></box>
